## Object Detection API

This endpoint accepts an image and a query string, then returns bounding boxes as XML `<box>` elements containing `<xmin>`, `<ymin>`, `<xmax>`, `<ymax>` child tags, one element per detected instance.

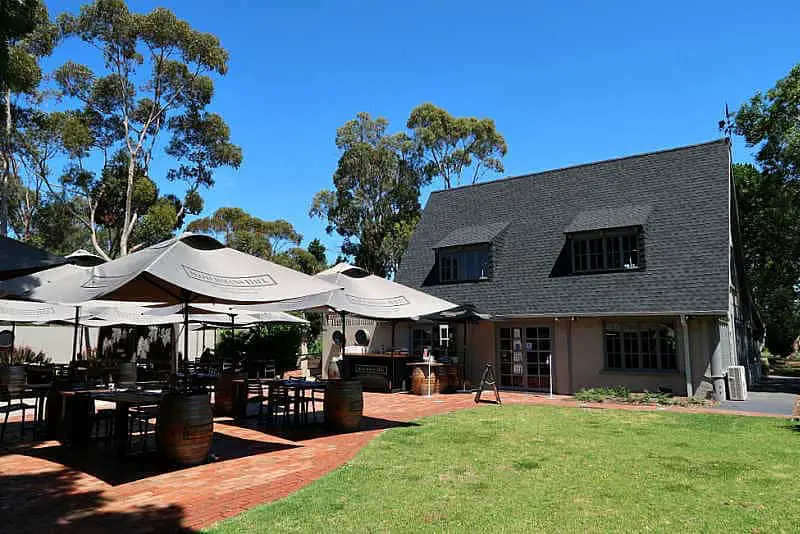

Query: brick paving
<box><xmin>0</xmin><ymin>390</ymin><xmax>794</xmax><ymax>533</ymax></box>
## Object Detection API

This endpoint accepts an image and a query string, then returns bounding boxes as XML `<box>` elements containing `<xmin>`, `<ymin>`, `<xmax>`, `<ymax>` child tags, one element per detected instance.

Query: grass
<box><xmin>207</xmin><ymin>405</ymin><xmax>800</xmax><ymax>533</ymax></box>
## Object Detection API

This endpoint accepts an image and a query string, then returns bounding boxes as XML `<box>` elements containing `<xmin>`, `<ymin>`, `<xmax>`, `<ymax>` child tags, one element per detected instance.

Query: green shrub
<box><xmin>0</xmin><ymin>346</ymin><xmax>50</xmax><ymax>365</ymax></box>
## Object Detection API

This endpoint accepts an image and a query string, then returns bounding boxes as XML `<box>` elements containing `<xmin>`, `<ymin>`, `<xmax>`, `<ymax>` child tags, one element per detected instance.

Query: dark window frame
<box><xmin>570</xmin><ymin>227</ymin><xmax>642</xmax><ymax>274</ymax></box>
<box><xmin>603</xmin><ymin>321</ymin><xmax>678</xmax><ymax>372</ymax></box>
<box><xmin>437</xmin><ymin>244</ymin><xmax>491</xmax><ymax>283</ymax></box>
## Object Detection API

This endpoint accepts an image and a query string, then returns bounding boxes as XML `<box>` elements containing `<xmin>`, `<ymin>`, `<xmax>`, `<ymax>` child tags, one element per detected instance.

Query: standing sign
<box><xmin>474</xmin><ymin>363</ymin><xmax>502</xmax><ymax>404</ymax></box>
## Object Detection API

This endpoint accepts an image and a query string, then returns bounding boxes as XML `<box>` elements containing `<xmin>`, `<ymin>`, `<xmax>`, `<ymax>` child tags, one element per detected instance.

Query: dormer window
<box><xmin>571</xmin><ymin>228</ymin><xmax>641</xmax><ymax>274</ymax></box>
<box><xmin>439</xmin><ymin>245</ymin><xmax>490</xmax><ymax>283</ymax></box>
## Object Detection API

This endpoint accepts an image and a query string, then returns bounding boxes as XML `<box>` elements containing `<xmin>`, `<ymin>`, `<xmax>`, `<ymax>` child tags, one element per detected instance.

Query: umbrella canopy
<box><xmin>250</xmin><ymin>263</ymin><xmax>457</xmax><ymax>320</ymax></box>
<box><xmin>148</xmin><ymin>302</ymin><xmax>309</xmax><ymax>325</ymax></box>
<box><xmin>0</xmin><ymin>236</ymin><xmax>67</xmax><ymax>281</ymax></box>
<box><xmin>0</xmin><ymin>299</ymin><xmax>76</xmax><ymax>323</ymax></box>
<box><xmin>0</xmin><ymin>233</ymin><xmax>341</xmax><ymax>305</ymax></box>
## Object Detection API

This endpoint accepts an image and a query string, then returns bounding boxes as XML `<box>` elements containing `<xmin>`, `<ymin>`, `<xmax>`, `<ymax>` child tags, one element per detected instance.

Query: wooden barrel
<box><xmin>156</xmin><ymin>393</ymin><xmax>214</xmax><ymax>466</ymax></box>
<box><xmin>214</xmin><ymin>371</ymin><xmax>246</xmax><ymax>416</ymax></box>
<box><xmin>324</xmin><ymin>379</ymin><xmax>363</xmax><ymax>431</ymax></box>
<box><xmin>62</xmin><ymin>393</ymin><xmax>93</xmax><ymax>446</ymax></box>
<box><xmin>440</xmin><ymin>365</ymin><xmax>461</xmax><ymax>394</ymax></box>
<box><xmin>410</xmin><ymin>366</ymin><xmax>439</xmax><ymax>395</ymax></box>
<box><xmin>115</xmin><ymin>362</ymin><xmax>137</xmax><ymax>388</ymax></box>
<box><xmin>0</xmin><ymin>365</ymin><xmax>26</xmax><ymax>395</ymax></box>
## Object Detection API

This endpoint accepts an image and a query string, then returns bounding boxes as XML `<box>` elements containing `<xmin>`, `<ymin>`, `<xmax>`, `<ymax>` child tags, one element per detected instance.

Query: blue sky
<box><xmin>43</xmin><ymin>0</ymin><xmax>800</xmax><ymax>261</ymax></box>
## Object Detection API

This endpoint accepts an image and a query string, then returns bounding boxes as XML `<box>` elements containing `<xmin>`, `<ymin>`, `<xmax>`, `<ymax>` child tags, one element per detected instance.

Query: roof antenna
<box><xmin>719</xmin><ymin>102</ymin><xmax>734</xmax><ymax>140</ymax></box>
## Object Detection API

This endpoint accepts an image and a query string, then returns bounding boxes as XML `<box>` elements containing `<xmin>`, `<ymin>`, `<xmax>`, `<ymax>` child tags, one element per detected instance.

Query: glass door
<box><xmin>525</xmin><ymin>327</ymin><xmax>551</xmax><ymax>390</ymax></box>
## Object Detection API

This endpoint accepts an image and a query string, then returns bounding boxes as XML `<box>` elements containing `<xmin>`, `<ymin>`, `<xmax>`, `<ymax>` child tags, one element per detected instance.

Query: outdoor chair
<box><xmin>246</xmin><ymin>378</ymin><xmax>269</xmax><ymax>419</ymax></box>
<box><xmin>263</xmin><ymin>360</ymin><xmax>277</xmax><ymax>379</ymax></box>
<box><xmin>93</xmin><ymin>406</ymin><xmax>116</xmax><ymax>446</ymax></box>
<box><xmin>0</xmin><ymin>385</ymin><xmax>35</xmax><ymax>442</ymax></box>
<box><xmin>266</xmin><ymin>383</ymin><xmax>292</xmax><ymax>425</ymax></box>
<box><xmin>128</xmin><ymin>404</ymin><xmax>159</xmax><ymax>452</ymax></box>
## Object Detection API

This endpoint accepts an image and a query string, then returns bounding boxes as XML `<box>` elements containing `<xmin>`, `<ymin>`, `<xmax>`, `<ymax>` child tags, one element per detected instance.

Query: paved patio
<box><xmin>0</xmin><ymin>389</ymin><xmax>795</xmax><ymax>533</ymax></box>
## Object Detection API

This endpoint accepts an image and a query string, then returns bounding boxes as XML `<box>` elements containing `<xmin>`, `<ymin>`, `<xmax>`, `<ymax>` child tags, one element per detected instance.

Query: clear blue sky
<box><xmin>44</xmin><ymin>0</ymin><xmax>800</xmax><ymax>261</ymax></box>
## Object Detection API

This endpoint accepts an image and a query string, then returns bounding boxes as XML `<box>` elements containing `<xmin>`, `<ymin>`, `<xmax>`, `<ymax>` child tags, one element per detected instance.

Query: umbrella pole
<box><xmin>340</xmin><ymin>311</ymin><xmax>347</xmax><ymax>378</ymax></box>
<box><xmin>71</xmin><ymin>306</ymin><xmax>80</xmax><ymax>362</ymax></box>
<box><xmin>10</xmin><ymin>322</ymin><xmax>15</xmax><ymax>354</ymax></box>
<box><xmin>202</xmin><ymin>325</ymin><xmax>206</xmax><ymax>353</ymax></box>
<box><xmin>183</xmin><ymin>301</ymin><xmax>190</xmax><ymax>373</ymax></box>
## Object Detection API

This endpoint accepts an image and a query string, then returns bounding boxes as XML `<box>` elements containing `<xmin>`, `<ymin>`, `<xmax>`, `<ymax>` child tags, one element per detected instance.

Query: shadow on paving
<box><xmin>216</xmin><ymin>415</ymin><xmax>419</xmax><ymax>442</ymax></box>
<box><xmin>4</xmin><ymin>431</ymin><xmax>299</xmax><ymax>486</ymax></box>
<box><xmin>751</xmin><ymin>375</ymin><xmax>800</xmax><ymax>394</ymax></box>
<box><xmin>0</xmin><ymin>469</ymin><xmax>195</xmax><ymax>534</ymax></box>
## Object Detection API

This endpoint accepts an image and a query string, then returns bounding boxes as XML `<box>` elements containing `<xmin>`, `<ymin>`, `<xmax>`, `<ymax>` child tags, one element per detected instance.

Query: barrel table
<box><xmin>324</xmin><ymin>379</ymin><xmax>363</xmax><ymax>431</ymax></box>
<box><xmin>407</xmin><ymin>362</ymin><xmax>463</xmax><ymax>395</ymax></box>
<box><xmin>156</xmin><ymin>392</ymin><xmax>214</xmax><ymax>466</ymax></box>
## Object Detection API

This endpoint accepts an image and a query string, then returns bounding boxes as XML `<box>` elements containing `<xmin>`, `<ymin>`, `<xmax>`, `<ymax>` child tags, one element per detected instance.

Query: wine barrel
<box><xmin>410</xmin><ymin>366</ymin><xmax>439</xmax><ymax>395</ymax></box>
<box><xmin>156</xmin><ymin>393</ymin><xmax>213</xmax><ymax>466</ymax></box>
<box><xmin>324</xmin><ymin>379</ymin><xmax>363</xmax><ymax>431</ymax></box>
<box><xmin>214</xmin><ymin>371</ymin><xmax>246</xmax><ymax>416</ymax></box>
<box><xmin>0</xmin><ymin>365</ymin><xmax>26</xmax><ymax>395</ymax></box>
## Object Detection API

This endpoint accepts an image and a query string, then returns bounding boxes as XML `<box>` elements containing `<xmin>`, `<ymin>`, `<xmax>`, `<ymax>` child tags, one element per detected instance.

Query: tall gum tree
<box><xmin>52</xmin><ymin>0</ymin><xmax>241</xmax><ymax>258</ymax></box>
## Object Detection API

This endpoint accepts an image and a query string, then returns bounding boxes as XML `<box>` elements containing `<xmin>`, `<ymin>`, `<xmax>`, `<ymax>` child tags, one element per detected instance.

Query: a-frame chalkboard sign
<box><xmin>474</xmin><ymin>363</ymin><xmax>502</xmax><ymax>404</ymax></box>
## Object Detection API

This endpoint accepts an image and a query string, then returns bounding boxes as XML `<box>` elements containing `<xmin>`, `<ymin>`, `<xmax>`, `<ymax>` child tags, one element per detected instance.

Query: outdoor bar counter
<box><xmin>406</xmin><ymin>361</ymin><xmax>463</xmax><ymax>395</ymax></box>
<box><xmin>342</xmin><ymin>351</ymin><xmax>412</xmax><ymax>392</ymax></box>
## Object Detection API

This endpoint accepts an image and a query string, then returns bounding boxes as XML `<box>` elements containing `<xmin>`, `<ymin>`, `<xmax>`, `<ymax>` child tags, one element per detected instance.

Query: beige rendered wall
<box><xmin>570</xmin><ymin>317</ymin><xmax>688</xmax><ymax>395</ymax></box>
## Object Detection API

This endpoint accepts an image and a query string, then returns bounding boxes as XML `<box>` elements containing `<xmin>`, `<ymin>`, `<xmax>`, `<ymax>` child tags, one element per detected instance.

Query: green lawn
<box><xmin>207</xmin><ymin>405</ymin><xmax>800</xmax><ymax>533</ymax></box>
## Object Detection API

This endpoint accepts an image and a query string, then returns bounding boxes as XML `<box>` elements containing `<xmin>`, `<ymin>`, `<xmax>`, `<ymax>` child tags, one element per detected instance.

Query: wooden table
<box><xmin>92</xmin><ymin>390</ymin><xmax>164</xmax><ymax>458</ymax></box>
<box><xmin>232</xmin><ymin>378</ymin><xmax>326</xmax><ymax>423</ymax></box>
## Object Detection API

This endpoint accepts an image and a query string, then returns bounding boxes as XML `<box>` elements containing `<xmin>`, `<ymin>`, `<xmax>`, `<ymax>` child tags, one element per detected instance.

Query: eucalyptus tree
<box><xmin>0</xmin><ymin>0</ymin><xmax>57</xmax><ymax>236</ymax></box>
<box><xmin>310</xmin><ymin>112</ymin><xmax>424</xmax><ymax>277</ymax></box>
<box><xmin>407</xmin><ymin>102</ymin><xmax>507</xmax><ymax>189</ymax></box>
<box><xmin>50</xmin><ymin>0</ymin><xmax>241</xmax><ymax>257</ymax></box>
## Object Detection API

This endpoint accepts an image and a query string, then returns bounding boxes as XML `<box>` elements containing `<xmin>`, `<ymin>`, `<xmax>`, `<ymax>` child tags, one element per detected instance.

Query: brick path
<box><xmin>0</xmin><ymin>391</ymin><xmax>793</xmax><ymax>533</ymax></box>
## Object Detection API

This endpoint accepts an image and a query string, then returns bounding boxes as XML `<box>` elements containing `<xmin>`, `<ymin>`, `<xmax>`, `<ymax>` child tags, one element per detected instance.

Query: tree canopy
<box><xmin>407</xmin><ymin>102</ymin><xmax>507</xmax><ymax>189</ymax></box>
<box><xmin>734</xmin><ymin>63</ymin><xmax>800</xmax><ymax>354</ymax></box>
<box><xmin>187</xmin><ymin>207</ymin><xmax>326</xmax><ymax>275</ymax></box>
<box><xmin>40</xmin><ymin>0</ymin><xmax>242</xmax><ymax>258</ymax></box>
<box><xmin>310</xmin><ymin>112</ymin><xmax>423</xmax><ymax>277</ymax></box>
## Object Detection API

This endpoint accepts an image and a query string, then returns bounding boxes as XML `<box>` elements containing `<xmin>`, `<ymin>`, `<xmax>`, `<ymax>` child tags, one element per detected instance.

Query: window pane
<box><xmin>605</xmin><ymin>330</ymin><xmax>622</xmax><ymax>368</ymax></box>
<box><xmin>606</xmin><ymin>236</ymin><xmax>622</xmax><ymax>269</ymax></box>
<box><xmin>659</xmin><ymin>329</ymin><xmax>677</xmax><ymax>370</ymax></box>
<box><xmin>623</xmin><ymin>331</ymin><xmax>640</xmax><ymax>369</ymax></box>
<box><xmin>588</xmin><ymin>238</ymin><xmax>604</xmax><ymax>270</ymax></box>
<box><xmin>622</xmin><ymin>234</ymin><xmax>639</xmax><ymax>269</ymax></box>
<box><xmin>641</xmin><ymin>329</ymin><xmax>659</xmax><ymax>369</ymax></box>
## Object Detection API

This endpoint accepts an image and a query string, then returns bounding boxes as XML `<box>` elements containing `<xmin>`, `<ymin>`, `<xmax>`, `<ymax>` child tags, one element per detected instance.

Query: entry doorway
<box><xmin>498</xmin><ymin>326</ymin><xmax>552</xmax><ymax>390</ymax></box>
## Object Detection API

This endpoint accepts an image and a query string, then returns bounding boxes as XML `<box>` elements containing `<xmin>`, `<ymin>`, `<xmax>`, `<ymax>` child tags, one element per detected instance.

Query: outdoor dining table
<box><xmin>233</xmin><ymin>378</ymin><xmax>326</xmax><ymax>423</ymax></box>
<box><xmin>91</xmin><ymin>390</ymin><xmax>164</xmax><ymax>458</ymax></box>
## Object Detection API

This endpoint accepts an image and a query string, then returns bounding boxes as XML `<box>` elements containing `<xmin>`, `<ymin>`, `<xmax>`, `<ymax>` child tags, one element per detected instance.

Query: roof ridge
<box><xmin>430</xmin><ymin>138</ymin><xmax>729</xmax><ymax>195</ymax></box>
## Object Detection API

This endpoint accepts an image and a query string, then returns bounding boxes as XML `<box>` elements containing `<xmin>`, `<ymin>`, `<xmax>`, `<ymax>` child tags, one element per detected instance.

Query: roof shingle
<box><xmin>397</xmin><ymin>140</ymin><xmax>731</xmax><ymax>316</ymax></box>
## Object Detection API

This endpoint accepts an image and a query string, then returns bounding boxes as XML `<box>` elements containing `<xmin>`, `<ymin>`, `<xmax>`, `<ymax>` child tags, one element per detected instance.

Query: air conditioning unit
<box><xmin>727</xmin><ymin>365</ymin><xmax>748</xmax><ymax>401</ymax></box>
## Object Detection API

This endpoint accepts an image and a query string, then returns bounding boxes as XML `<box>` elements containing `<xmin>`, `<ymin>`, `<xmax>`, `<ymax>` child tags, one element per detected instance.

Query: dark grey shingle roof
<box><xmin>397</xmin><ymin>140</ymin><xmax>731</xmax><ymax>316</ymax></box>
<box><xmin>434</xmin><ymin>222</ymin><xmax>509</xmax><ymax>249</ymax></box>
<box><xmin>564</xmin><ymin>205</ymin><xmax>652</xmax><ymax>233</ymax></box>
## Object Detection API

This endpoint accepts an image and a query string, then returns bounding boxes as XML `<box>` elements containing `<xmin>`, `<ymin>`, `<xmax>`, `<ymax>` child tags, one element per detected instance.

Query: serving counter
<box><xmin>342</xmin><ymin>351</ymin><xmax>412</xmax><ymax>392</ymax></box>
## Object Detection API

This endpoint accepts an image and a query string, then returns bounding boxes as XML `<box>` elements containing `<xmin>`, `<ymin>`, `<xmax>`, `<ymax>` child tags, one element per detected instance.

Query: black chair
<box><xmin>0</xmin><ymin>385</ymin><xmax>35</xmax><ymax>442</ymax></box>
<box><xmin>128</xmin><ymin>404</ymin><xmax>159</xmax><ymax>452</ymax></box>
<box><xmin>246</xmin><ymin>378</ymin><xmax>269</xmax><ymax>419</ymax></box>
<box><xmin>266</xmin><ymin>383</ymin><xmax>292</xmax><ymax>425</ymax></box>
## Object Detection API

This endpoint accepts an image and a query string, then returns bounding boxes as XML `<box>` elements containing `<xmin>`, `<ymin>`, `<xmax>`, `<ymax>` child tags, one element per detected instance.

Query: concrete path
<box><xmin>715</xmin><ymin>375</ymin><xmax>800</xmax><ymax>416</ymax></box>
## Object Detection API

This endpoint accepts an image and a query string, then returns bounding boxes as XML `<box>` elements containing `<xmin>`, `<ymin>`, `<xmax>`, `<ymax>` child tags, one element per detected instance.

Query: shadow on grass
<box><xmin>7</xmin><ymin>431</ymin><xmax>299</xmax><ymax>486</ymax></box>
<box><xmin>216</xmin><ymin>415</ymin><xmax>419</xmax><ymax>442</ymax></box>
<box><xmin>0</xmin><ymin>468</ymin><xmax>195</xmax><ymax>534</ymax></box>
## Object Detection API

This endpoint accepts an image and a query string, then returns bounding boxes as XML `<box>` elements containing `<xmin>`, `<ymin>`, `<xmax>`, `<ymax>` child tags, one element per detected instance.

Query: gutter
<box><xmin>490</xmin><ymin>310</ymin><xmax>727</xmax><ymax>320</ymax></box>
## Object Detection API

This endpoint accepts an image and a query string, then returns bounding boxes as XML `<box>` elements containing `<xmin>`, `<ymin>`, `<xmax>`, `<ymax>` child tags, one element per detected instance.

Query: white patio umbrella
<box><xmin>248</xmin><ymin>263</ymin><xmax>457</xmax><ymax>320</ymax></box>
<box><xmin>0</xmin><ymin>234</ymin><xmax>341</xmax><ymax>371</ymax></box>
<box><xmin>244</xmin><ymin>263</ymin><xmax>457</xmax><ymax>382</ymax></box>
